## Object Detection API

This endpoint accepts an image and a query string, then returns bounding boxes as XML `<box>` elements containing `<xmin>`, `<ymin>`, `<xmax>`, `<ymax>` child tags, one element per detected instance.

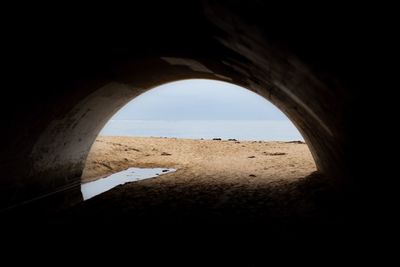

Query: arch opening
<box><xmin>81</xmin><ymin>79</ymin><xmax>317</xmax><ymax>202</ymax></box>
<box><xmin>0</xmin><ymin>2</ymin><xmax>360</xmax><ymax>235</ymax></box>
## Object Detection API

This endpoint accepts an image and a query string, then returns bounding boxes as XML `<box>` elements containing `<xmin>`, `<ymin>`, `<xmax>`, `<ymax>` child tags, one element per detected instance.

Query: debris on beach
<box><xmin>285</xmin><ymin>141</ymin><xmax>305</xmax><ymax>144</ymax></box>
<box><xmin>263</xmin><ymin>152</ymin><xmax>286</xmax><ymax>156</ymax></box>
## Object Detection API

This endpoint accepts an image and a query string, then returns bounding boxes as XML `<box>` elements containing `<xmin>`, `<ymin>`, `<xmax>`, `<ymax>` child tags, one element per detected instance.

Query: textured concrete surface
<box><xmin>0</xmin><ymin>1</ymin><xmax>382</xmax><ymax>213</ymax></box>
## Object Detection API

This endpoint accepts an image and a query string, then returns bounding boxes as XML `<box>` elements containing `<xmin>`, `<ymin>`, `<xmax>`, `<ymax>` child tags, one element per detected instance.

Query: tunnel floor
<box><xmin>59</xmin><ymin>171</ymin><xmax>360</xmax><ymax>244</ymax></box>
<box><xmin>4</xmin><ymin>136</ymin><xmax>354</xmax><ymax>242</ymax></box>
<box><xmin>0</xmin><ymin>135</ymin><xmax>372</xmax><ymax>242</ymax></box>
<box><xmin>60</xmin><ymin>137</ymin><xmax>349</xmax><ymax>234</ymax></box>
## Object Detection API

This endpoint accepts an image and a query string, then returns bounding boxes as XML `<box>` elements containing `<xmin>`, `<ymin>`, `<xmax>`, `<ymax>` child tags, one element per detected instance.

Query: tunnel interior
<box><xmin>12</xmin><ymin>55</ymin><xmax>337</xmax><ymax>212</ymax></box>
<box><xmin>1</xmin><ymin>1</ymin><xmax>370</xmax><ymax>222</ymax></box>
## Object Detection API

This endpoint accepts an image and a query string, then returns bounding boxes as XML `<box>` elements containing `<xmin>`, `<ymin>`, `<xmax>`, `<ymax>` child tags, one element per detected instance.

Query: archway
<box><xmin>0</xmin><ymin>3</ymin><xmax>353</xmax><ymax>212</ymax></box>
<box><xmin>2</xmin><ymin>55</ymin><xmax>345</xmax><ymax>211</ymax></box>
<box><xmin>80</xmin><ymin>79</ymin><xmax>316</xmax><ymax>200</ymax></box>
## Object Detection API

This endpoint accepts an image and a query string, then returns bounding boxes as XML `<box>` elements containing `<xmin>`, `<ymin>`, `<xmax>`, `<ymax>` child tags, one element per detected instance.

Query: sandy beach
<box><xmin>69</xmin><ymin>137</ymin><xmax>344</xmax><ymax>226</ymax></box>
<box><xmin>82</xmin><ymin>136</ymin><xmax>316</xmax><ymax>185</ymax></box>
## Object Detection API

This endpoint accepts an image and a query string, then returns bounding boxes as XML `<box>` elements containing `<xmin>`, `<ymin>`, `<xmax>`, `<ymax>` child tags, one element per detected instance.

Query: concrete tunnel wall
<box><xmin>0</xmin><ymin>1</ymin><xmax>365</xmax><ymax>211</ymax></box>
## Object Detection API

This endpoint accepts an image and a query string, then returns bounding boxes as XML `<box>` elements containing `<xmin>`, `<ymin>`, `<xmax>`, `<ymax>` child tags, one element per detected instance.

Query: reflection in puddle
<box><xmin>81</xmin><ymin>167</ymin><xmax>176</xmax><ymax>200</ymax></box>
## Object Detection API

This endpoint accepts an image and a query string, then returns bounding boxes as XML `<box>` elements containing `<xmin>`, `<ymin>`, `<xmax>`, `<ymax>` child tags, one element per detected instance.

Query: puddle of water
<box><xmin>81</xmin><ymin>167</ymin><xmax>176</xmax><ymax>200</ymax></box>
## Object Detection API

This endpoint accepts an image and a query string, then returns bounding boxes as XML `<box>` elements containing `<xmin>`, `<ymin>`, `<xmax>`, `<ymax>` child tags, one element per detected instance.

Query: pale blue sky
<box><xmin>112</xmin><ymin>79</ymin><xmax>287</xmax><ymax>120</ymax></box>
<box><xmin>101</xmin><ymin>79</ymin><xmax>303</xmax><ymax>141</ymax></box>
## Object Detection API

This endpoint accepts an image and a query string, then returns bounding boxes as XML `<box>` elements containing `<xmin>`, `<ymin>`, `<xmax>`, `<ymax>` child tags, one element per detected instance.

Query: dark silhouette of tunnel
<box><xmin>1</xmin><ymin>1</ymin><xmax>376</xmax><ymax>217</ymax></box>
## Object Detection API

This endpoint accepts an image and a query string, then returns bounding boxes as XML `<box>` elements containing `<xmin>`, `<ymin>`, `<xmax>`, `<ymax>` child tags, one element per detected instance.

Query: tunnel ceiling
<box><xmin>0</xmin><ymin>1</ymin><xmax>383</xmax><ymax>211</ymax></box>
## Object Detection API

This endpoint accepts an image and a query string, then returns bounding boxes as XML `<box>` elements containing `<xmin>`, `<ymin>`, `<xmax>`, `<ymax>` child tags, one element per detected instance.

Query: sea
<box><xmin>99</xmin><ymin>120</ymin><xmax>303</xmax><ymax>141</ymax></box>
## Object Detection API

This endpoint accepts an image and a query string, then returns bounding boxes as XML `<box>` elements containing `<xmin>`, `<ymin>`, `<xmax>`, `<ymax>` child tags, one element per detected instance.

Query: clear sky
<box><xmin>101</xmin><ymin>79</ymin><xmax>303</xmax><ymax>141</ymax></box>
<box><xmin>111</xmin><ymin>79</ymin><xmax>288</xmax><ymax>120</ymax></box>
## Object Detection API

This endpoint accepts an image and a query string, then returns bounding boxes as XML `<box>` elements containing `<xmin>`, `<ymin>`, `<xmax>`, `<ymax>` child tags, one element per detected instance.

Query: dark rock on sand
<box><xmin>161</xmin><ymin>152</ymin><xmax>172</xmax><ymax>156</ymax></box>
<box><xmin>248</xmin><ymin>156</ymin><xmax>256</xmax><ymax>158</ymax></box>
<box><xmin>285</xmin><ymin>141</ymin><xmax>305</xmax><ymax>144</ymax></box>
<box><xmin>263</xmin><ymin>152</ymin><xmax>287</xmax><ymax>156</ymax></box>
